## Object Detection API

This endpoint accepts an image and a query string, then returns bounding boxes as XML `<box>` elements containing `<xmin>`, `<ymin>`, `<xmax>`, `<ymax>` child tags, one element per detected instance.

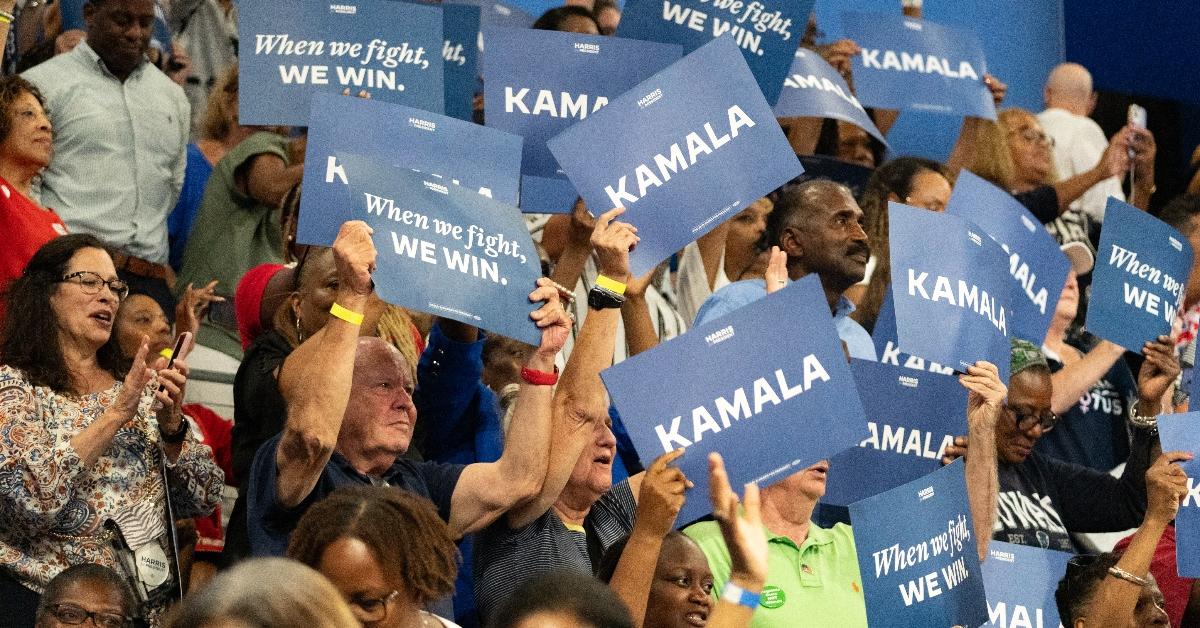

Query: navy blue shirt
<box><xmin>246</xmin><ymin>432</ymin><xmax>465</xmax><ymax>557</ymax></box>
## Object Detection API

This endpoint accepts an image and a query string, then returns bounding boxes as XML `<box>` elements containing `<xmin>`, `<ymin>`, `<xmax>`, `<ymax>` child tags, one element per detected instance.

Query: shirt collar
<box><xmin>834</xmin><ymin>295</ymin><xmax>856</xmax><ymax>319</ymax></box>
<box><xmin>765</xmin><ymin>522</ymin><xmax>836</xmax><ymax>550</ymax></box>
<box><xmin>75</xmin><ymin>40</ymin><xmax>148</xmax><ymax>80</ymax></box>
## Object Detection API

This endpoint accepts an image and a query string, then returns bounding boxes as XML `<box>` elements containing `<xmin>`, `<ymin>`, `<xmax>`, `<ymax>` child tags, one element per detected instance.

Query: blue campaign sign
<box><xmin>484</xmin><ymin>27</ymin><xmax>682</xmax><ymax>210</ymax></box>
<box><xmin>1086</xmin><ymin>198</ymin><xmax>1194</xmax><ymax>354</ymax></box>
<box><xmin>520</xmin><ymin>176</ymin><xmax>580</xmax><ymax>215</ymax></box>
<box><xmin>1157</xmin><ymin>412</ymin><xmax>1200</xmax><ymax>577</ymax></box>
<box><xmin>601</xmin><ymin>274</ymin><xmax>866</xmax><ymax>525</ymax></box>
<box><xmin>982</xmin><ymin>541</ymin><xmax>1071</xmax><ymax>628</ymax></box>
<box><xmin>842</xmin><ymin>12</ymin><xmax>995</xmax><ymax>120</ymax></box>
<box><xmin>298</xmin><ymin>93</ymin><xmax>523</xmax><ymax>246</ymax></box>
<box><xmin>443</xmin><ymin>3</ymin><xmax>481</xmax><ymax>122</ymax></box>
<box><xmin>774</xmin><ymin>48</ymin><xmax>886</xmax><ymax>145</ymax></box>
<box><xmin>849</xmin><ymin>460</ymin><xmax>989</xmax><ymax>628</ymax></box>
<box><xmin>338</xmin><ymin>152</ymin><xmax>542</xmax><ymax>345</ymax></box>
<box><xmin>617</xmin><ymin>0</ymin><xmax>814</xmax><ymax>104</ymax></box>
<box><xmin>872</xmin><ymin>291</ymin><xmax>955</xmax><ymax>375</ymax></box>
<box><xmin>239</xmin><ymin>0</ymin><xmax>444</xmax><ymax>125</ymax></box>
<box><xmin>889</xmin><ymin>202</ymin><xmax>1015</xmax><ymax>382</ymax></box>
<box><xmin>946</xmin><ymin>171</ymin><xmax>1071</xmax><ymax>345</ymax></box>
<box><xmin>548</xmin><ymin>38</ymin><xmax>802</xmax><ymax>277</ymax></box>
<box><xmin>823</xmin><ymin>359</ymin><xmax>966</xmax><ymax>507</ymax></box>
<box><xmin>478</xmin><ymin>0</ymin><xmax>534</xmax><ymax>29</ymax></box>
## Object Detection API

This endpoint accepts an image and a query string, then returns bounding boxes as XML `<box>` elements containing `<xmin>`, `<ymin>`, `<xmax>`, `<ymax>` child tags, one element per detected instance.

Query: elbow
<box><xmin>280</xmin><ymin>422</ymin><xmax>336</xmax><ymax>467</ymax></box>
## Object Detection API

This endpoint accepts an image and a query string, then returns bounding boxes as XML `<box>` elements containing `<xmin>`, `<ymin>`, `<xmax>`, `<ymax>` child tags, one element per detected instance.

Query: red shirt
<box><xmin>1114</xmin><ymin>525</ymin><xmax>1195</xmax><ymax>627</ymax></box>
<box><xmin>0</xmin><ymin>177</ymin><xmax>66</xmax><ymax>324</ymax></box>
<box><xmin>183</xmin><ymin>404</ymin><xmax>233</xmax><ymax>554</ymax></box>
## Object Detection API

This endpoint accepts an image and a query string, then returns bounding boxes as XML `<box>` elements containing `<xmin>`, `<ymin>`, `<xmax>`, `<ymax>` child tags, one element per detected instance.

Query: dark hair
<box><xmin>1055</xmin><ymin>552</ymin><xmax>1121</xmax><ymax>625</ymax></box>
<box><xmin>854</xmin><ymin>157</ymin><xmax>952</xmax><ymax>332</ymax></box>
<box><xmin>533</xmin><ymin>6</ymin><xmax>599</xmax><ymax>31</ymax></box>
<box><xmin>595</xmin><ymin>530</ymin><xmax>692</xmax><ymax>584</ymax></box>
<box><xmin>1158</xmin><ymin>193</ymin><xmax>1200</xmax><ymax>236</ymax></box>
<box><xmin>593</xmin><ymin>0</ymin><xmax>619</xmax><ymax>14</ymax></box>
<box><xmin>1</xmin><ymin>234</ymin><xmax>125</xmax><ymax>393</ymax></box>
<box><xmin>0</xmin><ymin>75</ymin><xmax>45</xmax><ymax>145</ymax></box>
<box><xmin>489</xmin><ymin>570</ymin><xmax>634</xmax><ymax>628</ymax></box>
<box><xmin>36</xmin><ymin>564</ymin><xmax>137</xmax><ymax>621</ymax></box>
<box><xmin>286</xmin><ymin>486</ymin><xmax>459</xmax><ymax>606</ymax></box>
<box><xmin>764</xmin><ymin>178</ymin><xmax>853</xmax><ymax>248</ymax></box>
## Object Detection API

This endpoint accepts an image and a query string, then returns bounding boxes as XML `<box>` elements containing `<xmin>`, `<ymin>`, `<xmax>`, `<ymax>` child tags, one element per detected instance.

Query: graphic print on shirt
<box><xmin>994</xmin><ymin>491</ymin><xmax>1072</xmax><ymax>551</ymax></box>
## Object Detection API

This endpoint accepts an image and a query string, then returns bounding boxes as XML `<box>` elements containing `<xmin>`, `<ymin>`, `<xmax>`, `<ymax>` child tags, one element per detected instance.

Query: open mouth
<box><xmin>684</xmin><ymin>609</ymin><xmax>708</xmax><ymax>627</ymax></box>
<box><xmin>89</xmin><ymin>311</ymin><xmax>113</xmax><ymax>326</ymax></box>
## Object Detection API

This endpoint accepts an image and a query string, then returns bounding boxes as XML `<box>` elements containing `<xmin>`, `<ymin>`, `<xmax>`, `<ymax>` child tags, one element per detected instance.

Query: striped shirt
<box><xmin>473</xmin><ymin>480</ymin><xmax>637</xmax><ymax>622</ymax></box>
<box><xmin>24</xmin><ymin>41</ymin><xmax>189</xmax><ymax>264</ymax></box>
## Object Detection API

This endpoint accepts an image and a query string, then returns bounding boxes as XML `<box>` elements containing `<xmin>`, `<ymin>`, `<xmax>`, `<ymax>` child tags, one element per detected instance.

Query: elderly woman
<box><xmin>0</xmin><ymin>234</ymin><xmax>224</xmax><ymax>626</ymax></box>
<box><xmin>0</xmin><ymin>75</ymin><xmax>66</xmax><ymax>328</ymax></box>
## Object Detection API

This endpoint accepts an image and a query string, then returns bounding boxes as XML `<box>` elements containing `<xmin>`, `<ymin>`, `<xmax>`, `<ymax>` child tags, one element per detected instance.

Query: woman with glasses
<box><xmin>0</xmin><ymin>234</ymin><xmax>224</xmax><ymax>627</ymax></box>
<box><xmin>34</xmin><ymin>564</ymin><xmax>136</xmax><ymax>628</ymax></box>
<box><xmin>986</xmin><ymin>338</ymin><xmax>1177</xmax><ymax>554</ymax></box>
<box><xmin>287</xmin><ymin>486</ymin><xmax>462</xmax><ymax>628</ymax></box>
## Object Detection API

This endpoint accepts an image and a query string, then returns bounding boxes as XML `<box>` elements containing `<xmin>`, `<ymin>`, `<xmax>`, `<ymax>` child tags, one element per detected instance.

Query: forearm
<box><xmin>1087</xmin><ymin>516</ymin><xmax>1169</xmax><ymax>627</ymax></box>
<box><xmin>873</xmin><ymin>109</ymin><xmax>900</xmax><ymax>137</ymax></box>
<box><xmin>779</xmin><ymin>116</ymin><xmax>823</xmax><ymax>156</ymax></box>
<box><xmin>609</xmin><ymin>529</ymin><xmax>666</xmax><ymax>628</ymax></box>
<box><xmin>550</xmin><ymin>238</ymin><xmax>592</xmax><ymax>293</ymax></box>
<box><xmin>965</xmin><ymin>421</ymin><xmax>998</xmax><ymax>563</ymax></box>
<box><xmin>707</xmin><ymin>574</ymin><xmax>765</xmax><ymax>628</ymax></box>
<box><xmin>946</xmin><ymin>117</ymin><xmax>984</xmax><ymax>176</ymax></box>
<box><xmin>493</xmin><ymin>349</ymin><xmax>557</xmax><ymax>493</ymax></box>
<box><xmin>1049</xmin><ymin>342</ymin><xmax>1124</xmax><ymax>414</ymax></box>
<box><xmin>1054</xmin><ymin>167</ymin><xmax>1107</xmax><ymax>214</ymax></box>
<box><xmin>72</xmin><ymin>406</ymin><xmax>135</xmax><ymax>468</ymax></box>
<box><xmin>622</xmin><ymin>295</ymin><xmax>659</xmax><ymax>357</ymax></box>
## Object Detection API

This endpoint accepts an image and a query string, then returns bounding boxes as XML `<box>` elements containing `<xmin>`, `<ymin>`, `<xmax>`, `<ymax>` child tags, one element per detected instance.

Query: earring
<box><xmin>295</xmin><ymin>314</ymin><xmax>303</xmax><ymax>343</ymax></box>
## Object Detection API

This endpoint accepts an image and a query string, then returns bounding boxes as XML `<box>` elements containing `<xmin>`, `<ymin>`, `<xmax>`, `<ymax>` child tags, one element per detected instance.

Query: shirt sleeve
<box><xmin>171</xmin><ymin>87</ymin><xmax>190</xmax><ymax>209</ymax></box>
<box><xmin>413</xmin><ymin>323</ymin><xmax>494</xmax><ymax>463</ymax></box>
<box><xmin>1039</xmin><ymin>429</ymin><xmax>1153</xmax><ymax>532</ymax></box>
<box><xmin>1014</xmin><ymin>186</ymin><xmax>1061</xmax><ymax>224</ymax></box>
<box><xmin>418</xmin><ymin>460</ymin><xmax>467</xmax><ymax>523</ymax></box>
<box><xmin>163</xmin><ymin>429</ymin><xmax>225</xmax><ymax>520</ymax></box>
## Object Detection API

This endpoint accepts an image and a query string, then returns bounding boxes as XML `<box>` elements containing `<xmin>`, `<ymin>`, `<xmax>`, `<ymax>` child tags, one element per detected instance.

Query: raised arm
<box><xmin>446</xmin><ymin>280</ymin><xmax>571</xmax><ymax>537</ymax></box>
<box><xmin>506</xmin><ymin>207</ymin><xmax>639</xmax><ymax>528</ymax></box>
<box><xmin>706</xmin><ymin>453</ymin><xmax>769</xmax><ymax>628</ymax></box>
<box><xmin>274</xmin><ymin>221</ymin><xmax>376</xmax><ymax>509</ymax></box>
<box><xmin>1052</xmin><ymin>129</ymin><xmax>1129</xmax><ymax>215</ymax></box>
<box><xmin>622</xmin><ymin>267</ymin><xmax>661</xmax><ymax>357</ymax></box>
<box><xmin>1048</xmin><ymin>341</ymin><xmax>1125</xmax><ymax>414</ymax></box>
<box><xmin>549</xmin><ymin>198</ymin><xmax>597</xmax><ymax>293</ymax></box>
<box><xmin>1078</xmin><ymin>452</ymin><xmax>1191</xmax><ymax>627</ymax></box>
<box><xmin>958</xmin><ymin>361</ymin><xmax>1006</xmax><ymax>563</ymax></box>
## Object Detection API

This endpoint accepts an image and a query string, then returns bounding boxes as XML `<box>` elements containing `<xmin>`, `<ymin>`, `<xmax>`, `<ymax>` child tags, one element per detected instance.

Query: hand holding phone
<box><xmin>158</xmin><ymin>332</ymin><xmax>193</xmax><ymax>393</ymax></box>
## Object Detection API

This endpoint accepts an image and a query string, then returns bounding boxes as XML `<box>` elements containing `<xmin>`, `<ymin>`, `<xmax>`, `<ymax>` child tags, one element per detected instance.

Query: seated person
<box><xmin>34</xmin><ymin>565</ymin><xmax>135</xmax><ymax>628</ymax></box>
<box><xmin>990</xmin><ymin>338</ymin><xmax>1177</xmax><ymax>552</ymax></box>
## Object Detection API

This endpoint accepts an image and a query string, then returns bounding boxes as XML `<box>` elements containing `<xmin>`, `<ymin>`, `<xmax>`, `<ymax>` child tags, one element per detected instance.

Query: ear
<box><xmin>779</xmin><ymin>224</ymin><xmax>804</xmax><ymax>260</ymax></box>
<box><xmin>289</xmin><ymin>292</ymin><xmax>302</xmax><ymax>319</ymax></box>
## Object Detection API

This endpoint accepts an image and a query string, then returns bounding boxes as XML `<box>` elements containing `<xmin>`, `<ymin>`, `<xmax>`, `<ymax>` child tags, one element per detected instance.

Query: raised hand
<box><xmin>590</xmin><ymin>207</ymin><xmax>639</xmax><ymax>283</ymax></box>
<box><xmin>528</xmin><ymin>278</ymin><xmax>572</xmax><ymax>357</ymax></box>
<box><xmin>708</xmin><ymin>452</ymin><xmax>768</xmax><ymax>588</ymax></box>
<box><xmin>635</xmin><ymin>448</ymin><xmax>691</xmax><ymax>538</ymax></box>
<box><xmin>117</xmin><ymin>337</ymin><xmax>156</xmax><ymax>417</ymax></box>
<box><xmin>764</xmin><ymin>246</ymin><xmax>788</xmax><ymax>294</ymax></box>
<box><xmin>1137</xmin><ymin>335</ymin><xmax>1179</xmax><ymax>411</ymax></box>
<box><xmin>983</xmin><ymin>74</ymin><xmax>1008</xmax><ymax>108</ymax></box>
<box><xmin>332</xmin><ymin>220</ymin><xmax>377</xmax><ymax>297</ymax></box>
<box><xmin>175</xmin><ymin>280</ymin><xmax>223</xmax><ymax>338</ymax></box>
<box><xmin>1145</xmin><ymin>451</ymin><xmax>1193</xmax><ymax>524</ymax></box>
<box><xmin>959</xmin><ymin>361</ymin><xmax>1006</xmax><ymax>431</ymax></box>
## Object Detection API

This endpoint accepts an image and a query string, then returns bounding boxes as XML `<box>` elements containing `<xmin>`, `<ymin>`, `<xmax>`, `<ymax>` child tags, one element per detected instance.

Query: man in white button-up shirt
<box><xmin>24</xmin><ymin>0</ymin><xmax>188</xmax><ymax>312</ymax></box>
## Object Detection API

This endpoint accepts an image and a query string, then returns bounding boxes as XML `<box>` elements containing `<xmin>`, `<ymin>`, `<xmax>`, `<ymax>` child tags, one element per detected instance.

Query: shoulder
<box><xmin>694</xmin><ymin>280</ymin><xmax>766</xmax><ymax>327</ymax></box>
<box><xmin>0</xmin><ymin>366</ymin><xmax>34</xmax><ymax>400</ymax></box>
<box><xmin>228</xmin><ymin>132</ymin><xmax>291</xmax><ymax>164</ymax></box>
<box><xmin>23</xmin><ymin>53</ymin><xmax>80</xmax><ymax>90</ymax></box>
<box><xmin>824</xmin><ymin>522</ymin><xmax>858</xmax><ymax>551</ymax></box>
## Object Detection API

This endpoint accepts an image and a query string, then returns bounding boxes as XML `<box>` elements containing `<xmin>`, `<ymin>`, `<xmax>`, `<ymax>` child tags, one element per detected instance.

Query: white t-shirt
<box><xmin>1037</xmin><ymin>107</ymin><xmax>1125</xmax><ymax>223</ymax></box>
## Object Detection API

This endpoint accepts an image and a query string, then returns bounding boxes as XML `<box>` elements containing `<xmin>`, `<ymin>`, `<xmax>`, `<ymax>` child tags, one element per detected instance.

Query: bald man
<box><xmin>1038</xmin><ymin>62</ymin><xmax>1124</xmax><ymax>222</ymax></box>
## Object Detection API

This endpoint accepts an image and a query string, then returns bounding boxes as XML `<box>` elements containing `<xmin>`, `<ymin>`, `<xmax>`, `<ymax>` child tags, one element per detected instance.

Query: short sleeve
<box><xmin>416</xmin><ymin>460</ymin><xmax>467</xmax><ymax>523</ymax></box>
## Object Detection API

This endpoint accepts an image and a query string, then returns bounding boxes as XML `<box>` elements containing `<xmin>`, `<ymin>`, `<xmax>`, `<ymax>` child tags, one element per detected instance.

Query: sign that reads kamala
<box><xmin>872</xmin><ymin>292</ymin><xmax>954</xmax><ymax>375</ymax></box>
<box><xmin>850</xmin><ymin>460</ymin><xmax>989</xmax><ymax>628</ymax></box>
<box><xmin>240</xmin><ymin>0</ymin><xmax>444</xmax><ymax>125</ymax></box>
<box><xmin>617</xmin><ymin>0</ymin><xmax>814</xmax><ymax>104</ymax></box>
<box><xmin>982</xmin><ymin>542</ymin><xmax>1071</xmax><ymax>628</ymax></box>
<box><xmin>484</xmin><ymin>27</ymin><xmax>682</xmax><ymax>210</ymax></box>
<box><xmin>548</xmin><ymin>38</ymin><xmax>802</xmax><ymax>277</ymax></box>
<box><xmin>298</xmin><ymin>93</ymin><xmax>522</xmax><ymax>246</ymax></box>
<box><xmin>947</xmin><ymin>171</ymin><xmax>1071</xmax><ymax>345</ymax></box>
<box><xmin>1157</xmin><ymin>413</ymin><xmax>1200</xmax><ymax>578</ymax></box>
<box><xmin>442</xmin><ymin>3</ymin><xmax>480</xmax><ymax>122</ymax></box>
<box><xmin>842</xmin><ymin>12</ymin><xmax>995</xmax><ymax>120</ymax></box>
<box><xmin>1086</xmin><ymin>197</ymin><xmax>1194</xmax><ymax>353</ymax></box>
<box><xmin>889</xmin><ymin>202</ymin><xmax>1015</xmax><ymax>382</ymax></box>
<box><xmin>601</xmin><ymin>274</ymin><xmax>865</xmax><ymax>525</ymax></box>
<box><xmin>339</xmin><ymin>152</ymin><xmax>542</xmax><ymax>345</ymax></box>
<box><xmin>774</xmin><ymin>47</ymin><xmax>886</xmax><ymax>145</ymax></box>
<box><xmin>823</xmin><ymin>359</ymin><xmax>966</xmax><ymax>507</ymax></box>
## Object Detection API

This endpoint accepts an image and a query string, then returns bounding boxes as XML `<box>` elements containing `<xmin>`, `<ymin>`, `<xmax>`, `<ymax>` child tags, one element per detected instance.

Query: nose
<box><xmin>598</xmin><ymin>424</ymin><xmax>617</xmax><ymax>448</ymax></box>
<box><xmin>688</xmin><ymin>583</ymin><xmax>712</xmax><ymax>607</ymax></box>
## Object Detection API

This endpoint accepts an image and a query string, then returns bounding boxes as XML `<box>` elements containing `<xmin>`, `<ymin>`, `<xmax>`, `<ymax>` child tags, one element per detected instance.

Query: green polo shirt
<box><xmin>684</xmin><ymin>520</ymin><xmax>867</xmax><ymax>628</ymax></box>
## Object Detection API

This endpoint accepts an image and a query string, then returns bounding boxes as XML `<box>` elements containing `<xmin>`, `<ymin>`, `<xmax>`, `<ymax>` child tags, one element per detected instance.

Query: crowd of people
<box><xmin>0</xmin><ymin>0</ymin><xmax>1197</xmax><ymax>627</ymax></box>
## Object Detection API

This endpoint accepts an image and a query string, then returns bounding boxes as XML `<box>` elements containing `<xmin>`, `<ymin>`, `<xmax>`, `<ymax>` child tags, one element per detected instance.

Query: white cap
<box><xmin>1060</xmin><ymin>241</ymin><xmax>1094</xmax><ymax>275</ymax></box>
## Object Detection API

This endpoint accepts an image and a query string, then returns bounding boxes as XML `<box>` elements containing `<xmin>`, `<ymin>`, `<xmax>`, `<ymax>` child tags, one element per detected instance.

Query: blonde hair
<box><xmin>165</xmin><ymin>558</ymin><xmax>358</xmax><ymax>628</ymax></box>
<box><xmin>963</xmin><ymin>118</ymin><xmax>1016</xmax><ymax>190</ymax></box>
<box><xmin>997</xmin><ymin>107</ymin><xmax>1060</xmax><ymax>185</ymax></box>
<box><xmin>375</xmin><ymin>305</ymin><xmax>421</xmax><ymax>375</ymax></box>
<box><xmin>199</xmin><ymin>63</ymin><xmax>239</xmax><ymax>141</ymax></box>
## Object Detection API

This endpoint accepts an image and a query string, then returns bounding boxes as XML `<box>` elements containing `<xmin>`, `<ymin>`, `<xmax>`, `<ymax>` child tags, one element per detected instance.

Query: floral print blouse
<box><xmin>0</xmin><ymin>365</ymin><xmax>224</xmax><ymax>597</ymax></box>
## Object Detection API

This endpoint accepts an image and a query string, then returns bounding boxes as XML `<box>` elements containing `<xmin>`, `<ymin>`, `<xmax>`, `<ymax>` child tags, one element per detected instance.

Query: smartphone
<box><xmin>157</xmin><ymin>332</ymin><xmax>192</xmax><ymax>393</ymax></box>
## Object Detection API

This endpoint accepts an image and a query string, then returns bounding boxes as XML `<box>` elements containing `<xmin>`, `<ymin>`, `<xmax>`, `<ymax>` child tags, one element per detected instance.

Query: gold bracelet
<box><xmin>330</xmin><ymin>302</ymin><xmax>364</xmax><ymax>326</ymax></box>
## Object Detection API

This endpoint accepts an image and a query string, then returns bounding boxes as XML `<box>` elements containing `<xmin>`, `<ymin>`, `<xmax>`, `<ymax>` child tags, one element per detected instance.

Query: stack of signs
<box><xmin>842</xmin><ymin>12</ymin><xmax>995</xmax><ymax>120</ymax></box>
<box><xmin>483</xmin><ymin>27</ymin><xmax>682</xmax><ymax>213</ymax></box>
<box><xmin>1157</xmin><ymin>413</ymin><xmax>1200</xmax><ymax>578</ymax></box>
<box><xmin>1086</xmin><ymin>197</ymin><xmax>1194</xmax><ymax>353</ymax></box>
<box><xmin>240</xmin><ymin>0</ymin><xmax>444</xmax><ymax>125</ymax></box>
<box><xmin>888</xmin><ymin>202</ymin><xmax>1015</xmax><ymax>382</ymax></box>
<box><xmin>981</xmin><ymin>542</ymin><xmax>1072</xmax><ymax>628</ymax></box>
<box><xmin>443</xmin><ymin>3</ymin><xmax>481</xmax><ymax>122</ymax></box>
<box><xmin>601</xmin><ymin>274</ymin><xmax>866</xmax><ymax>525</ymax></box>
<box><xmin>337</xmin><ymin>152</ymin><xmax>542</xmax><ymax>345</ymax></box>
<box><xmin>823</xmin><ymin>359</ymin><xmax>966</xmax><ymax>508</ymax></box>
<box><xmin>618</xmin><ymin>0</ymin><xmax>815</xmax><ymax>104</ymax></box>
<box><xmin>946</xmin><ymin>171</ymin><xmax>1071</xmax><ymax>345</ymax></box>
<box><xmin>774</xmin><ymin>47</ymin><xmax>886</xmax><ymax>146</ymax></box>
<box><xmin>849</xmin><ymin>460</ymin><xmax>989</xmax><ymax>628</ymax></box>
<box><xmin>298</xmin><ymin>93</ymin><xmax>522</xmax><ymax>246</ymax></box>
<box><xmin>549</xmin><ymin>38</ymin><xmax>802</xmax><ymax>277</ymax></box>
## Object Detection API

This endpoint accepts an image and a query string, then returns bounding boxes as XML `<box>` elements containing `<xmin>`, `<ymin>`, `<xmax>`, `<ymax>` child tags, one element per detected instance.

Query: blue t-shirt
<box><xmin>246</xmin><ymin>432</ymin><xmax>465</xmax><ymax>557</ymax></box>
<box><xmin>168</xmin><ymin>144</ymin><xmax>213</xmax><ymax>270</ymax></box>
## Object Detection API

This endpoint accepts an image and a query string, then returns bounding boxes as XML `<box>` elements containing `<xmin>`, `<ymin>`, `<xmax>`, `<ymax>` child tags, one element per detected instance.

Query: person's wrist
<box><xmin>526</xmin><ymin>352</ymin><xmax>557</xmax><ymax>372</ymax></box>
<box><xmin>597</xmin><ymin>267</ymin><xmax>631</xmax><ymax>284</ymax></box>
<box><xmin>729</xmin><ymin>572</ymin><xmax>766</xmax><ymax>592</ymax></box>
<box><xmin>335</xmin><ymin>288</ymin><xmax>369</xmax><ymax>308</ymax></box>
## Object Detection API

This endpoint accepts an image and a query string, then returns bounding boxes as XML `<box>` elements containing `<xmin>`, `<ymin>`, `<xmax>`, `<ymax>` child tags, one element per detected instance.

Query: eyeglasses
<box><xmin>45</xmin><ymin>603</ymin><xmax>130</xmax><ymax>628</ymax></box>
<box><xmin>348</xmin><ymin>590</ymin><xmax>398</xmax><ymax>622</ymax></box>
<box><xmin>1005</xmin><ymin>403</ymin><xmax>1058</xmax><ymax>432</ymax></box>
<box><xmin>59</xmin><ymin>271</ymin><xmax>129</xmax><ymax>300</ymax></box>
<box><xmin>1009</xmin><ymin>128</ymin><xmax>1056</xmax><ymax>148</ymax></box>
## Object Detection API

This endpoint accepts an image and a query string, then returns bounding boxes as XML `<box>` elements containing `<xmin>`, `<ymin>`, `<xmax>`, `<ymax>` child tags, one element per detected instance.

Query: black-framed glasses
<box><xmin>1005</xmin><ymin>403</ymin><xmax>1058</xmax><ymax>432</ymax></box>
<box><xmin>59</xmin><ymin>271</ymin><xmax>129</xmax><ymax>300</ymax></box>
<box><xmin>348</xmin><ymin>590</ymin><xmax>398</xmax><ymax>622</ymax></box>
<box><xmin>45</xmin><ymin>603</ymin><xmax>131</xmax><ymax>628</ymax></box>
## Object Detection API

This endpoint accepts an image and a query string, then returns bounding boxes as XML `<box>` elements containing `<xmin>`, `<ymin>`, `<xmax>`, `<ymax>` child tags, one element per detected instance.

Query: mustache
<box><xmin>847</xmin><ymin>242</ymin><xmax>871</xmax><ymax>258</ymax></box>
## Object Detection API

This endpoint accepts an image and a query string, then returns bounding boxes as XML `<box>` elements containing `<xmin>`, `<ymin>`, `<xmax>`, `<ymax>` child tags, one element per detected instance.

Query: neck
<box><xmin>1044</xmin><ymin>314</ymin><xmax>1071</xmax><ymax>347</ymax></box>
<box><xmin>552</xmin><ymin>485</ymin><xmax>598</xmax><ymax>526</ymax></box>
<box><xmin>786</xmin><ymin>265</ymin><xmax>846</xmax><ymax>315</ymax></box>
<box><xmin>394</xmin><ymin>602</ymin><xmax>426</xmax><ymax>628</ymax></box>
<box><xmin>60</xmin><ymin>337</ymin><xmax>105</xmax><ymax>394</ymax></box>
<box><xmin>337</xmin><ymin>442</ymin><xmax>397</xmax><ymax>477</ymax></box>
<box><xmin>759</xmin><ymin>487</ymin><xmax>817</xmax><ymax>545</ymax></box>
<box><xmin>1050</xmin><ymin>100</ymin><xmax>1088</xmax><ymax>117</ymax></box>
<box><xmin>1011</xmin><ymin>177</ymin><xmax>1040</xmax><ymax>194</ymax></box>
<box><xmin>0</xmin><ymin>157</ymin><xmax>39</xmax><ymax>196</ymax></box>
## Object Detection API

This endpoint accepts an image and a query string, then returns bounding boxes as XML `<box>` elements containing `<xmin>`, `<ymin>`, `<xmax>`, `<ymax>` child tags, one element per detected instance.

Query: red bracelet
<box><xmin>521</xmin><ymin>366</ymin><xmax>559</xmax><ymax>386</ymax></box>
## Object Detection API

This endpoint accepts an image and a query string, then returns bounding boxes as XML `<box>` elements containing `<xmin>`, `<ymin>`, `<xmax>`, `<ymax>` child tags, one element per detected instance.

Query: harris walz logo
<box><xmin>408</xmin><ymin>117</ymin><xmax>437</xmax><ymax>132</ymax></box>
<box><xmin>637</xmin><ymin>88</ymin><xmax>663</xmax><ymax>109</ymax></box>
<box><xmin>704</xmin><ymin>325</ymin><xmax>735</xmax><ymax>347</ymax></box>
<box><xmin>574</xmin><ymin>42</ymin><xmax>600</xmax><ymax>54</ymax></box>
<box><xmin>329</xmin><ymin>3</ymin><xmax>357</xmax><ymax>14</ymax></box>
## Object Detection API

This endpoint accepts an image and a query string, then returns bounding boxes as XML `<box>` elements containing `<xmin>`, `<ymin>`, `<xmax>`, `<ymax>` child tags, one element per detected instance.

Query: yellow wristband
<box><xmin>330</xmin><ymin>302</ymin><xmax>364</xmax><ymax>326</ymax></box>
<box><xmin>595</xmin><ymin>274</ymin><xmax>627</xmax><ymax>296</ymax></box>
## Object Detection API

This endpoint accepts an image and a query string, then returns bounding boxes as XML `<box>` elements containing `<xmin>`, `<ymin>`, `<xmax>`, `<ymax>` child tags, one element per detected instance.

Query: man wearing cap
<box><xmin>986</xmin><ymin>338</ymin><xmax>1177</xmax><ymax>552</ymax></box>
